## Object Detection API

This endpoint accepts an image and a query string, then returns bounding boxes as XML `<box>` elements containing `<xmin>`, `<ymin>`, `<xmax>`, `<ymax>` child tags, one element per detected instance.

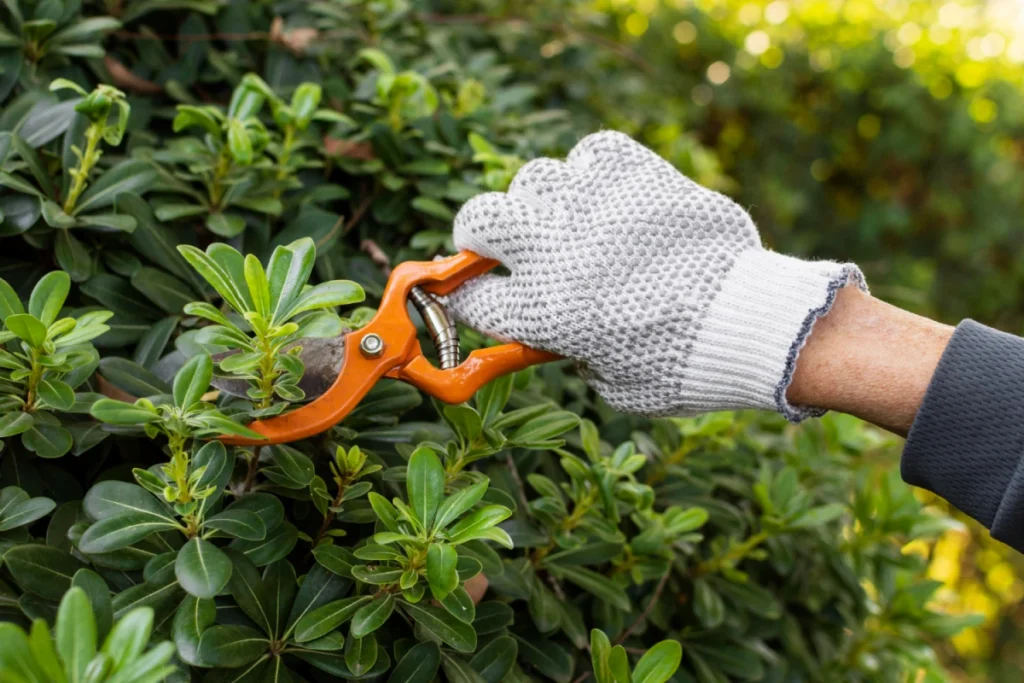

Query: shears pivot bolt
<box><xmin>359</xmin><ymin>333</ymin><xmax>385</xmax><ymax>358</ymax></box>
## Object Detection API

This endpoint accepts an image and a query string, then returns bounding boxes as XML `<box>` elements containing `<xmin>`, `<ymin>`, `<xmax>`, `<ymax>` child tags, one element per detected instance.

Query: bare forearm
<box><xmin>786</xmin><ymin>287</ymin><xmax>954</xmax><ymax>436</ymax></box>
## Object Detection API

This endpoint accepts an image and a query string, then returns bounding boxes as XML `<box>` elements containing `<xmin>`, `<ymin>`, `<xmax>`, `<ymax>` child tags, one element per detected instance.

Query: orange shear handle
<box><xmin>220</xmin><ymin>252</ymin><xmax>558</xmax><ymax>446</ymax></box>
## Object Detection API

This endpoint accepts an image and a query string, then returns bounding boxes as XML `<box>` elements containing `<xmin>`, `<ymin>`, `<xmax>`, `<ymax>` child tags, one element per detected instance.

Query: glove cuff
<box><xmin>680</xmin><ymin>249</ymin><xmax>867</xmax><ymax>421</ymax></box>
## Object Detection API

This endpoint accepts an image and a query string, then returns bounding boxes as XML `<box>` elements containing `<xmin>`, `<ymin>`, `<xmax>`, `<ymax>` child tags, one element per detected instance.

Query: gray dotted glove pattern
<box><xmin>445</xmin><ymin>131</ymin><xmax>863</xmax><ymax>418</ymax></box>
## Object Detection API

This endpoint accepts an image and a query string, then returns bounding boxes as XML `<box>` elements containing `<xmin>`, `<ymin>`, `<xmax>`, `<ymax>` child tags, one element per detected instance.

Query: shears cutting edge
<box><xmin>219</xmin><ymin>251</ymin><xmax>559</xmax><ymax>446</ymax></box>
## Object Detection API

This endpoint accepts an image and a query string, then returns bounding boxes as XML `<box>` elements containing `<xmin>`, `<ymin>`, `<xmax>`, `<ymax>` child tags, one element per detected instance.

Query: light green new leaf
<box><xmin>446</xmin><ymin>505</ymin><xmax>512</xmax><ymax>545</ymax></box>
<box><xmin>407</xmin><ymin>446</ymin><xmax>444</xmax><ymax>529</ymax></box>
<box><xmin>89</xmin><ymin>398</ymin><xmax>160</xmax><ymax>425</ymax></box>
<box><xmin>426</xmin><ymin>543</ymin><xmax>458</xmax><ymax>601</ymax></box>
<box><xmin>173</xmin><ymin>353</ymin><xmax>212</xmax><ymax>410</ymax></box>
<box><xmin>632</xmin><ymin>641</ymin><xmax>682</xmax><ymax>683</ymax></box>
<box><xmin>267</xmin><ymin>238</ymin><xmax>316</xmax><ymax>324</ymax></box>
<box><xmin>28</xmin><ymin>271</ymin><xmax>70</xmax><ymax>325</ymax></box>
<box><xmin>433</xmin><ymin>480</ymin><xmax>488</xmax><ymax>532</ymax></box>
<box><xmin>6</xmin><ymin>313</ymin><xmax>47</xmax><ymax>347</ymax></box>
<box><xmin>56</xmin><ymin>587</ymin><xmax>96</xmax><ymax>683</ymax></box>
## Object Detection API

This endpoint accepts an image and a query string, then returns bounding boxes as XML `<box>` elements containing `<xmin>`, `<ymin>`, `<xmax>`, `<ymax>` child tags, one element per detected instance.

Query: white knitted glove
<box><xmin>445</xmin><ymin>132</ymin><xmax>866</xmax><ymax>420</ymax></box>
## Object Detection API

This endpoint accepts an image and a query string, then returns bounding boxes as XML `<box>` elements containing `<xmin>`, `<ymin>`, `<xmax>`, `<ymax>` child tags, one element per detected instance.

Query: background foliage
<box><xmin>0</xmin><ymin>0</ymin><xmax>1019</xmax><ymax>681</ymax></box>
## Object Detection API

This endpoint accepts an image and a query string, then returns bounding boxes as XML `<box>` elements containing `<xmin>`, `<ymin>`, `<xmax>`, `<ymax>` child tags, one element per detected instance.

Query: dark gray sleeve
<box><xmin>902</xmin><ymin>319</ymin><xmax>1024</xmax><ymax>552</ymax></box>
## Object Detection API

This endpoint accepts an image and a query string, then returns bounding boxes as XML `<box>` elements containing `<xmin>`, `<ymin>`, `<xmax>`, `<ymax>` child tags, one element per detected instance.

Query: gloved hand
<box><xmin>445</xmin><ymin>132</ymin><xmax>866</xmax><ymax>420</ymax></box>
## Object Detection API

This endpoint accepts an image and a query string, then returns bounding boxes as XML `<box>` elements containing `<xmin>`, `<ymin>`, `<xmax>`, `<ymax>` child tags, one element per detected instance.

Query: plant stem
<box><xmin>63</xmin><ymin>124</ymin><xmax>104</xmax><ymax>214</ymax></box>
<box><xmin>532</xmin><ymin>490</ymin><xmax>598</xmax><ymax>564</ymax></box>
<box><xmin>209</xmin><ymin>148</ymin><xmax>232</xmax><ymax>207</ymax></box>
<box><xmin>615</xmin><ymin>569</ymin><xmax>671</xmax><ymax>645</ymax></box>
<box><xmin>695</xmin><ymin>530</ymin><xmax>769</xmax><ymax>576</ymax></box>
<box><xmin>311</xmin><ymin>477</ymin><xmax>349</xmax><ymax>549</ymax></box>
<box><xmin>274</xmin><ymin>124</ymin><xmax>295</xmax><ymax>197</ymax></box>
<box><xmin>23</xmin><ymin>349</ymin><xmax>43</xmax><ymax>411</ymax></box>
<box><xmin>243</xmin><ymin>446</ymin><xmax>261</xmax><ymax>493</ymax></box>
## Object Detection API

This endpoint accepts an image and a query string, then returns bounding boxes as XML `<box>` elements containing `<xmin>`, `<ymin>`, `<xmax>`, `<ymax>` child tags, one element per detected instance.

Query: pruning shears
<box><xmin>218</xmin><ymin>251</ymin><xmax>558</xmax><ymax>446</ymax></box>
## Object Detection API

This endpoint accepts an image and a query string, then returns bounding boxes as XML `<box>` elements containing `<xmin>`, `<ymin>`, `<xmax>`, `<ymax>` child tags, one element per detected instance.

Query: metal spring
<box><xmin>409</xmin><ymin>286</ymin><xmax>460</xmax><ymax>370</ymax></box>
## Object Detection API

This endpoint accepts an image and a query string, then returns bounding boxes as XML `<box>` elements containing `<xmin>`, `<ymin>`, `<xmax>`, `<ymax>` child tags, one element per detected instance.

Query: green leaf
<box><xmin>475</xmin><ymin>375</ymin><xmax>513</xmax><ymax>425</ymax></box>
<box><xmin>37</xmin><ymin>378</ymin><xmax>74</xmax><ymax>410</ymax></box>
<box><xmin>693</xmin><ymin>578</ymin><xmax>724</xmax><ymax>629</ymax></box>
<box><xmin>294</xmin><ymin>595</ymin><xmax>371</xmax><ymax>643</ymax></box>
<box><xmin>89</xmin><ymin>398</ymin><xmax>160</xmax><ymax>425</ymax></box>
<box><xmin>131</xmin><ymin>267</ymin><xmax>195</xmax><ymax>314</ymax></box>
<box><xmin>401</xmin><ymin>602</ymin><xmax>477</xmax><ymax>652</ymax></box>
<box><xmin>591</xmin><ymin>629</ymin><xmax>613</xmax><ymax>683</ymax></box>
<box><xmin>632</xmin><ymin>641</ymin><xmax>682</xmax><ymax>683</ymax></box>
<box><xmin>56</xmin><ymin>586</ymin><xmax>96</xmax><ymax>683</ymax></box>
<box><xmin>177</xmin><ymin>244</ymin><xmax>249</xmax><ymax>314</ymax></box>
<box><xmin>387</xmin><ymin>641</ymin><xmax>440</xmax><ymax>683</ymax></box>
<box><xmin>0</xmin><ymin>412</ymin><xmax>34</xmax><ymax>438</ymax></box>
<box><xmin>173</xmin><ymin>596</ymin><xmax>215</xmax><ymax>667</ymax></box>
<box><xmin>285</xmin><ymin>563</ymin><xmax>349</xmax><ymax>637</ymax></box>
<box><xmin>543</xmin><ymin>542</ymin><xmax>624</xmax><ymax>567</ymax></box>
<box><xmin>22</xmin><ymin>421</ymin><xmax>73</xmax><ymax>458</ymax></box>
<box><xmin>206</xmin><ymin>211</ymin><xmax>247</xmax><ymax>238</ymax></box>
<box><xmin>74</xmin><ymin>160</ymin><xmax>157</xmax><ymax>215</ymax></box>
<box><xmin>284</xmin><ymin>280</ymin><xmax>365</xmax><ymax>319</ymax></box>
<box><xmin>99</xmin><ymin>355</ymin><xmax>170</xmax><ymax>396</ymax></box>
<box><xmin>446</xmin><ymin>505</ymin><xmax>513</xmax><ymax>545</ymax></box>
<box><xmin>102</xmin><ymin>603</ymin><xmax>153</xmax><ymax>674</ymax></box>
<box><xmin>70</xmin><ymin>570</ymin><xmax>112</xmax><ymax>643</ymax></box>
<box><xmin>510</xmin><ymin>411</ymin><xmax>580</xmax><ymax>444</ymax></box>
<box><xmin>222</xmin><ymin>548</ymin><xmax>272</xmax><ymax>635</ymax></box>
<box><xmin>204</xmin><ymin>509</ymin><xmax>266</xmax><ymax>540</ymax></box>
<box><xmin>440</xmin><ymin>585</ymin><xmax>475</xmax><ymax>624</ymax></box>
<box><xmin>473</xmin><ymin>601</ymin><xmax>514</xmax><ymax>634</ymax></box>
<box><xmin>0</xmin><ymin>622</ymin><xmax>47</xmax><ymax>682</ymax></box>
<box><xmin>407</xmin><ymin>446</ymin><xmax>444</xmax><ymax>529</ymax></box>
<box><xmin>789</xmin><ymin>503</ymin><xmax>846</xmax><ymax>529</ymax></box>
<box><xmin>426</xmin><ymin>543</ymin><xmax>459</xmax><ymax>601</ymax></box>
<box><xmin>0</xmin><ymin>277</ymin><xmax>25</xmax><ymax>322</ymax></box>
<box><xmin>196</xmin><ymin>624</ymin><xmax>268</xmax><ymax>668</ymax></box>
<box><xmin>512</xmin><ymin>634</ymin><xmax>575</xmax><ymax>683</ymax></box>
<box><xmin>225</xmin><ymin>493</ymin><xmax>284</xmax><ymax>532</ymax></box>
<box><xmin>29</xmin><ymin>618</ymin><xmax>65</xmax><ymax>683</ymax></box>
<box><xmin>412</xmin><ymin>196</ymin><xmax>454</xmax><ymax>220</ymax></box>
<box><xmin>313</xmin><ymin>544</ymin><xmax>356</xmax><ymax>578</ymax></box>
<box><xmin>0</xmin><ymin>494</ymin><xmax>55</xmax><ymax>531</ymax></box>
<box><xmin>4</xmin><ymin>545</ymin><xmax>85</xmax><ymax>600</ymax></box>
<box><xmin>547</xmin><ymin>565</ymin><xmax>630</xmax><ymax>612</ymax></box>
<box><xmin>350</xmin><ymin>593</ymin><xmax>395</xmax><ymax>638</ymax></box>
<box><xmin>444</xmin><ymin>405</ymin><xmax>483</xmax><ymax>442</ymax></box>
<box><xmin>345</xmin><ymin>632</ymin><xmax>379</xmax><ymax>676</ymax></box>
<box><xmin>28</xmin><ymin>270</ymin><xmax>69</xmax><ymax>325</ymax></box>
<box><xmin>243</xmin><ymin>253</ymin><xmax>270</xmax><ymax>318</ymax></box>
<box><xmin>440</xmin><ymin>650</ymin><xmax>486</xmax><ymax>683</ymax></box>
<box><xmin>78</xmin><ymin>512</ymin><xmax>179</xmax><ymax>554</ymax></box>
<box><xmin>176</xmin><ymin>537</ymin><xmax>233</xmax><ymax>598</ymax></box>
<box><xmin>266</xmin><ymin>238</ymin><xmax>316</xmax><ymax>324</ymax></box>
<box><xmin>173</xmin><ymin>352</ymin><xmax>212</xmax><ymax>410</ymax></box>
<box><xmin>230</xmin><ymin>521</ymin><xmax>298</xmax><ymax>566</ymax></box>
<box><xmin>6</xmin><ymin>313</ymin><xmax>47</xmax><ymax>346</ymax></box>
<box><xmin>470</xmin><ymin>634</ymin><xmax>518</xmax><ymax>683</ymax></box>
<box><xmin>84</xmin><ymin>481</ymin><xmax>175</xmax><ymax>523</ymax></box>
<box><xmin>433</xmin><ymin>480</ymin><xmax>488</xmax><ymax>532</ymax></box>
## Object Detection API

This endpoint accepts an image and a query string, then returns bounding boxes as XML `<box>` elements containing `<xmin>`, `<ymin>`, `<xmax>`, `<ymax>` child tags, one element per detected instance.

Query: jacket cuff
<box><xmin>902</xmin><ymin>320</ymin><xmax>1024</xmax><ymax>551</ymax></box>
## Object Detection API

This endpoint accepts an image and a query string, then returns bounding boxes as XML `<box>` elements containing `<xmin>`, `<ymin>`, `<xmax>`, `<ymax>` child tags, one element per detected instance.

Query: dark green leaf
<box><xmin>401</xmin><ymin>602</ymin><xmax>477</xmax><ymax>652</ymax></box>
<box><xmin>176</xmin><ymin>537</ymin><xmax>232</xmax><ymax>598</ymax></box>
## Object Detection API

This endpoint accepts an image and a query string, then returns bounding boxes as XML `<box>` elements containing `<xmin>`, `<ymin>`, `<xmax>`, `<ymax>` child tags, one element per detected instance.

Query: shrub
<box><xmin>0</xmin><ymin>2</ymin><xmax>978</xmax><ymax>682</ymax></box>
